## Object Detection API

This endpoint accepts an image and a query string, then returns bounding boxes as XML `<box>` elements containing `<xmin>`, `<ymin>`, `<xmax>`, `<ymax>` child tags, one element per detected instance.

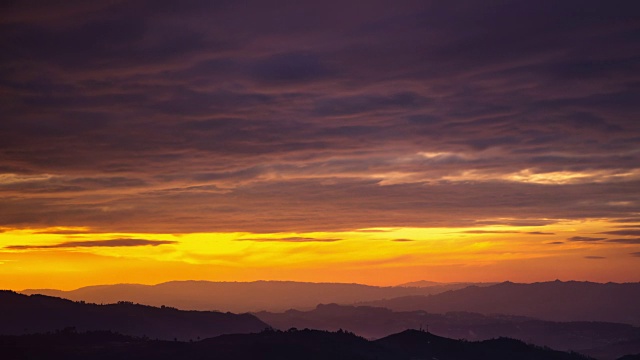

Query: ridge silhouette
<box><xmin>0</xmin><ymin>290</ymin><xmax>268</xmax><ymax>341</ymax></box>
<box><xmin>0</xmin><ymin>328</ymin><xmax>597</xmax><ymax>360</ymax></box>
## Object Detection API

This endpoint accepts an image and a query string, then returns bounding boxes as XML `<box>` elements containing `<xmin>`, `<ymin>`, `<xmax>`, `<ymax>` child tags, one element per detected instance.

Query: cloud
<box><xmin>462</xmin><ymin>230</ymin><xmax>520</xmax><ymax>234</ymax></box>
<box><xmin>461</xmin><ymin>230</ymin><xmax>554</xmax><ymax>235</ymax></box>
<box><xmin>250</xmin><ymin>52</ymin><xmax>333</xmax><ymax>85</ymax></box>
<box><xmin>567</xmin><ymin>236</ymin><xmax>607</xmax><ymax>242</ymax></box>
<box><xmin>611</xmin><ymin>218</ymin><xmax>640</xmax><ymax>223</ymax></box>
<box><xmin>606</xmin><ymin>238</ymin><xmax>640</xmax><ymax>244</ymax></box>
<box><xmin>601</xmin><ymin>230</ymin><xmax>640</xmax><ymax>236</ymax></box>
<box><xmin>584</xmin><ymin>256</ymin><xmax>606</xmax><ymax>260</ymax></box>
<box><xmin>631</xmin><ymin>252</ymin><xmax>640</xmax><ymax>257</ymax></box>
<box><xmin>1</xmin><ymin>178</ymin><xmax>639</xmax><ymax>233</ymax></box>
<box><xmin>391</xmin><ymin>238</ymin><xmax>415</xmax><ymax>242</ymax></box>
<box><xmin>235</xmin><ymin>237</ymin><xmax>342</xmax><ymax>243</ymax></box>
<box><xmin>546</xmin><ymin>241</ymin><xmax>564</xmax><ymax>245</ymax></box>
<box><xmin>0</xmin><ymin>0</ymin><xmax>638</xmax><ymax>235</ymax></box>
<box><xmin>4</xmin><ymin>238</ymin><xmax>176</xmax><ymax>250</ymax></box>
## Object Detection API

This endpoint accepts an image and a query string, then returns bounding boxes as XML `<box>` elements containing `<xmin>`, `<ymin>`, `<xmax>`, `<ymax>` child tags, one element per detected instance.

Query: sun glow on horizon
<box><xmin>1</xmin><ymin>219</ymin><xmax>638</xmax><ymax>290</ymax></box>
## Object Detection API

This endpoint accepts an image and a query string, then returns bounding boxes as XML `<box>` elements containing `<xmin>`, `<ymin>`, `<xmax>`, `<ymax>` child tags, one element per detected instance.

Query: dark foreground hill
<box><xmin>21</xmin><ymin>280</ymin><xmax>454</xmax><ymax>312</ymax></box>
<box><xmin>362</xmin><ymin>280</ymin><xmax>640</xmax><ymax>325</ymax></box>
<box><xmin>0</xmin><ymin>328</ymin><xmax>595</xmax><ymax>360</ymax></box>
<box><xmin>256</xmin><ymin>303</ymin><xmax>640</xmax><ymax>352</ymax></box>
<box><xmin>0</xmin><ymin>290</ymin><xmax>267</xmax><ymax>341</ymax></box>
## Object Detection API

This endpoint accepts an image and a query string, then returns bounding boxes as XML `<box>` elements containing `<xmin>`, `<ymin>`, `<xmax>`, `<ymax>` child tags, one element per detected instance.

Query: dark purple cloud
<box><xmin>235</xmin><ymin>237</ymin><xmax>342</xmax><ymax>243</ymax></box>
<box><xmin>567</xmin><ymin>237</ymin><xmax>608</xmax><ymax>242</ymax></box>
<box><xmin>612</xmin><ymin>218</ymin><xmax>640</xmax><ymax>223</ymax></box>
<box><xmin>4</xmin><ymin>238</ymin><xmax>176</xmax><ymax>249</ymax></box>
<box><xmin>462</xmin><ymin>230</ymin><xmax>554</xmax><ymax>235</ymax></box>
<box><xmin>607</xmin><ymin>238</ymin><xmax>640</xmax><ymax>245</ymax></box>
<box><xmin>601</xmin><ymin>230</ymin><xmax>640</xmax><ymax>236</ymax></box>
<box><xmin>0</xmin><ymin>0</ymin><xmax>638</xmax><ymax>233</ymax></box>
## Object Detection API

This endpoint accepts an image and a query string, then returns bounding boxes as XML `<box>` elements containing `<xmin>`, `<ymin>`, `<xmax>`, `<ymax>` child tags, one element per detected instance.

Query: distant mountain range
<box><xmin>397</xmin><ymin>280</ymin><xmax>497</xmax><ymax>288</ymax></box>
<box><xmin>0</xmin><ymin>290</ymin><xmax>267</xmax><ymax>341</ymax></box>
<box><xmin>0</xmin><ymin>328</ymin><xmax>597</xmax><ymax>360</ymax></box>
<box><xmin>22</xmin><ymin>280</ymin><xmax>640</xmax><ymax>326</ymax></box>
<box><xmin>256</xmin><ymin>303</ymin><xmax>640</xmax><ymax>360</ymax></box>
<box><xmin>21</xmin><ymin>280</ymin><xmax>465</xmax><ymax>312</ymax></box>
<box><xmin>362</xmin><ymin>280</ymin><xmax>640</xmax><ymax>325</ymax></box>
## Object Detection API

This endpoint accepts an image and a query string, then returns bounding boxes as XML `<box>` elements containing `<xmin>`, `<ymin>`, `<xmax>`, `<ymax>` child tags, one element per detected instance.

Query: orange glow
<box><xmin>1</xmin><ymin>219</ymin><xmax>638</xmax><ymax>290</ymax></box>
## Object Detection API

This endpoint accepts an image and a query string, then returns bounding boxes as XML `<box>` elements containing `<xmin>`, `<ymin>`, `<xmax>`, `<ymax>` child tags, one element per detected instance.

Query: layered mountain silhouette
<box><xmin>21</xmin><ymin>280</ymin><xmax>461</xmax><ymax>312</ymax></box>
<box><xmin>256</xmin><ymin>303</ymin><xmax>640</xmax><ymax>353</ymax></box>
<box><xmin>362</xmin><ymin>280</ymin><xmax>640</xmax><ymax>325</ymax></box>
<box><xmin>0</xmin><ymin>290</ymin><xmax>267</xmax><ymax>340</ymax></box>
<box><xmin>397</xmin><ymin>280</ymin><xmax>497</xmax><ymax>288</ymax></box>
<box><xmin>0</xmin><ymin>328</ymin><xmax>596</xmax><ymax>360</ymax></box>
<box><xmin>583</xmin><ymin>338</ymin><xmax>640</xmax><ymax>360</ymax></box>
<box><xmin>617</xmin><ymin>355</ymin><xmax>640</xmax><ymax>360</ymax></box>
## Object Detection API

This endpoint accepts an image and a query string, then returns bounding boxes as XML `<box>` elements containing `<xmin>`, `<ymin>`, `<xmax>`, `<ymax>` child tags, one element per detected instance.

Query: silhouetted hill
<box><xmin>0</xmin><ymin>290</ymin><xmax>267</xmax><ymax>340</ymax></box>
<box><xmin>21</xmin><ymin>280</ymin><xmax>450</xmax><ymax>312</ymax></box>
<box><xmin>376</xmin><ymin>329</ymin><xmax>593</xmax><ymax>360</ymax></box>
<box><xmin>362</xmin><ymin>281</ymin><xmax>640</xmax><ymax>325</ymax></box>
<box><xmin>256</xmin><ymin>303</ymin><xmax>640</xmax><ymax>352</ymax></box>
<box><xmin>397</xmin><ymin>280</ymin><xmax>497</xmax><ymax>289</ymax></box>
<box><xmin>0</xmin><ymin>328</ymin><xmax>595</xmax><ymax>360</ymax></box>
<box><xmin>617</xmin><ymin>355</ymin><xmax>640</xmax><ymax>360</ymax></box>
<box><xmin>583</xmin><ymin>338</ymin><xmax>640</xmax><ymax>360</ymax></box>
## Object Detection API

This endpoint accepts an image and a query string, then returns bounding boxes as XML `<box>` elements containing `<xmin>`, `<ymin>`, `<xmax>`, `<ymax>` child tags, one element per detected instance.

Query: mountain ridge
<box><xmin>361</xmin><ymin>280</ymin><xmax>640</xmax><ymax>325</ymax></box>
<box><xmin>21</xmin><ymin>280</ymin><xmax>472</xmax><ymax>312</ymax></box>
<box><xmin>0</xmin><ymin>327</ymin><xmax>597</xmax><ymax>360</ymax></box>
<box><xmin>0</xmin><ymin>290</ymin><xmax>268</xmax><ymax>340</ymax></box>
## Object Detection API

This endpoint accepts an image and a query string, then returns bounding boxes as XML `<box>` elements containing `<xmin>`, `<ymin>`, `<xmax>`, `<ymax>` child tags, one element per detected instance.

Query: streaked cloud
<box><xmin>235</xmin><ymin>237</ymin><xmax>342</xmax><ymax>243</ymax></box>
<box><xmin>601</xmin><ymin>230</ymin><xmax>640</xmax><ymax>236</ymax></box>
<box><xmin>5</xmin><ymin>238</ymin><xmax>176</xmax><ymax>250</ymax></box>
<box><xmin>567</xmin><ymin>236</ymin><xmax>608</xmax><ymax>242</ymax></box>
<box><xmin>607</xmin><ymin>238</ymin><xmax>640</xmax><ymax>244</ymax></box>
<box><xmin>462</xmin><ymin>230</ymin><xmax>554</xmax><ymax>235</ymax></box>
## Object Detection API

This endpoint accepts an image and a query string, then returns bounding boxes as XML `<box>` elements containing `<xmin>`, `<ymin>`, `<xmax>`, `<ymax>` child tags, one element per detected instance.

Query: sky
<box><xmin>1</xmin><ymin>0</ymin><xmax>639</xmax><ymax>290</ymax></box>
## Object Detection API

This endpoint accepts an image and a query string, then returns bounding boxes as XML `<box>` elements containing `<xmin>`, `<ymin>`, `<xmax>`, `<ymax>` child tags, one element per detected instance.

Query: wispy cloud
<box><xmin>235</xmin><ymin>237</ymin><xmax>342</xmax><ymax>243</ymax></box>
<box><xmin>601</xmin><ymin>230</ymin><xmax>640</xmax><ymax>236</ymax></box>
<box><xmin>5</xmin><ymin>238</ymin><xmax>176</xmax><ymax>250</ymax></box>
<box><xmin>567</xmin><ymin>236</ymin><xmax>608</xmax><ymax>242</ymax></box>
<box><xmin>462</xmin><ymin>230</ymin><xmax>554</xmax><ymax>235</ymax></box>
<box><xmin>607</xmin><ymin>238</ymin><xmax>640</xmax><ymax>244</ymax></box>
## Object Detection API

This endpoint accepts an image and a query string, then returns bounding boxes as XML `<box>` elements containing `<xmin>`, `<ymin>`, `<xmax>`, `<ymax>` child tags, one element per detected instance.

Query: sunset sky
<box><xmin>1</xmin><ymin>1</ymin><xmax>639</xmax><ymax>290</ymax></box>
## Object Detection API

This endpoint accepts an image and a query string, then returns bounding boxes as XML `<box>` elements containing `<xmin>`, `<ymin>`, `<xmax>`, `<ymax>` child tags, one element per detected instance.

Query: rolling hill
<box><xmin>0</xmin><ymin>290</ymin><xmax>267</xmax><ymax>340</ymax></box>
<box><xmin>256</xmin><ymin>303</ymin><xmax>640</xmax><ymax>353</ymax></box>
<box><xmin>0</xmin><ymin>328</ymin><xmax>596</xmax><ymax>360</ymax></box>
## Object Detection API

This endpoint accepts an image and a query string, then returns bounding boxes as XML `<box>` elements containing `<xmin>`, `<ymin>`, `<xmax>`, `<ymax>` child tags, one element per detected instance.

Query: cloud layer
<box><xmin>5</xmin><ymin>238</ymin><xmax>176</xmax><ymax>250</ymax></box>
<box><xmin>1</xmin><ymin>0</ymin><xmax>639</xmax><ymax>233</ymax></box>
